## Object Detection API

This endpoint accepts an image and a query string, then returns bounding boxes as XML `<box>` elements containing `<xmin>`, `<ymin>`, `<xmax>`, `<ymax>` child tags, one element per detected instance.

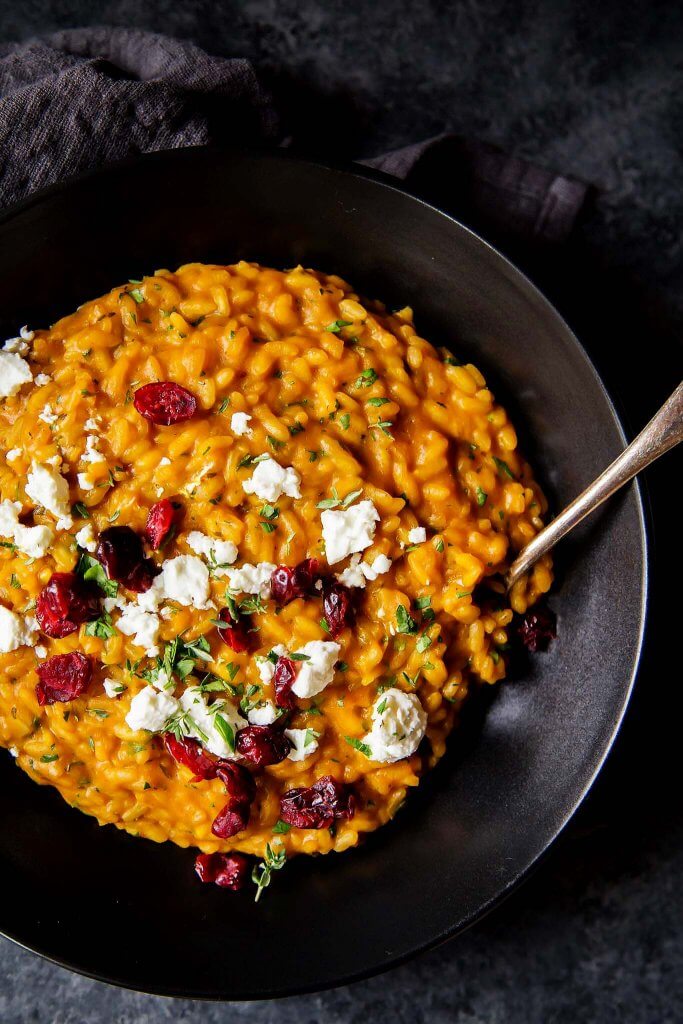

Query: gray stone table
<box><xmin>0</xmin><ymin>2</ymin><xmax>681</xmax><ymax>1021</ymax></box>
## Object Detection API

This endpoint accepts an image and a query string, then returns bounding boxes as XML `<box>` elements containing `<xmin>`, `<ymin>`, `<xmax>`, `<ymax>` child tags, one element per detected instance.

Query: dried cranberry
<box><xmin>322</xmin><ymin>581</ymin><xmax>355</xmax><ymax>638</ymax></box>
<box><xmin>194</xmin><ymin>851</ymin><xmax>249</xmax><ymax>890</ymax></box>
<box><xmin>280</xmin><ymin>775</ymin><xmax>356</xmax><ymax>830</ymax></box>
<box><xmin>273</xmin><ymin>655</ymin><xmax>297</xmax><ymax>709</ymax></box>
<box><xmin>96</xmin><ymin>525</ymin><xmax>159</xmax><ymax>592</ymax></box>
<box><xmin>211</xmin><ymin>802</ymin><xmax>250</xmax><ymax>839</ymax></box>
<box><xmin>35</xmin><ymin>651</ymin><xmax>93</xmax><ymax>706</ymax></box>
<box><xmin>163</xmin><ymin>734</ymin><xmax>218</xmax><ymax>781</ymax></box>
<box><xmin>36</xmin><ymin>572</ymin><xmax>100</xmax><ymax>639</ymax></box>
<box><xmin>236</xmin><ymin>725</ymin><xmax>291</xmax><ymax>767</ymax></box>
<box><xmin>216</xmin><ymin>761</ymin><xmax>257</xmax><ymax>806</ymax></box>
<box><xmin>145</xmin><ymin>498</ymin><xmax>183</xmax><ymax>549</ymax></box>
<box><xmin>270</xmin><ymin>558</ymin><xmax>320</xmax><ymax>605</ymax></box>
<box><xmin>517</xmin><ymin>606</ymin><xmax>557</xmax><ymax>653</ymax></box>
<box><xmin>216</xmin><ymin>605</ymin><xmax>253</xmax><ymax>653</ymax></box>
<box><xmin>133</xmin><ymin>382</ymin><xmax>197</xmax><ymax>426</ymax></box>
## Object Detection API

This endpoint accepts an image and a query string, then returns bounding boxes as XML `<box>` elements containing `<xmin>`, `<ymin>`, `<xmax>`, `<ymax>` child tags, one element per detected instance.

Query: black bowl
<box><xmin>0</xmin><ymin>150</ymin><xmax>646</xmax><ymax>998</ymax></box>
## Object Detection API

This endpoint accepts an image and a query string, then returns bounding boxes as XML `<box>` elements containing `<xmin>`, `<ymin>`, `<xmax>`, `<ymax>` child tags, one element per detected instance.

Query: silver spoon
<box><xmin>506</xmin><ymin>381</ymin><xmax>683</xmax><ymax>591</ymax></box>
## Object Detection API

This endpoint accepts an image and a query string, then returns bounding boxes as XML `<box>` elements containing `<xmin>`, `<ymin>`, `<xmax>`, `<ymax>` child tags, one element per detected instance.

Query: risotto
<box><xmin>0</xmin><ymin>262</ymin><xmax>552</xmax><ymax>895</ymax></box>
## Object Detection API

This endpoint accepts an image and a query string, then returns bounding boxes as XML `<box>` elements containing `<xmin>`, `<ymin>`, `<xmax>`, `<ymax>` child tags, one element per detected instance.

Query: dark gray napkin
<box><xmin>0</xmin><ymin>27</ymin><xmax>587</xmax><ymax>244</ymax></box>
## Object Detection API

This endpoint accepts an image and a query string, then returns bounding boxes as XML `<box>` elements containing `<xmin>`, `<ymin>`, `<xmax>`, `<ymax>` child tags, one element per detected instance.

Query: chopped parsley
<box><xmin>476</xmin><ymin>486</ymin><xmax>488</xmax><ymax>507</ymax></box>
<box><xmin>76</xmin><ymin>553</ymin><xmax>118</xmax><ymax>598</ymax></box>
<box><xmin>325</xmin><ymin>319</ymin><xmax>353</xmax><ymax>333</ymax></box>
<box><xmin>353</xmin><ymin>368</ymin><xmax>378</xmax><ymax>389</ymax></box>
<box><xmin>71</xmin><ymin>501</ymin><xmax>90</xmax><ymax>518</ymax></box>
<box><xmin>344</xmin><ymin>736</ymin><xmax>372</xmax><ymax>758</ymax></box>
<box><xmin>217</xmin><ymin>396</ymin><xmax>230</xmax><ymax>414</ymax></box>
<box><xmin>416</xmin><ymin>633</ymin><xmax>432</xmax><ymax>653</ymax></box>
<box><xmin>213</xmin><ymin>713</ymin><xmax>236</xmax><ymax>752</ymax></box>
<box><xmin>339</xmin><ymin>413</ymin><xmax>351</xmax><ymax>430</ymax></box>
<box><xmin>272</xmin><ymin>819</ymin><xmax>292</xmax><ymax>834</ymax></box>
<box><xmin>395</xmin><ymin>604</ymin><xmax>418</xmax><ymax>634</ymax></box>
<box><xmin>40</xmin><ymin>753</ymin><xmax>59</xmax><ymax>763</ymax></box>
<box><xmin>128</xmin><ymin>287</ymin><xmax>144</xmax><ymax>304</ymax></box>
<box><xmin>9</xmin><ymin>574</ymin><xmax>20</xmax><ymax>589</ymax></box>
<box><xmin>267</xmin><ymin>435</ymin><xmax>286</xmax><ymax>451</ymax></box>
<box><xmin>434</xmin><ymin>537</ymin><xmax>445</xmax><ymax>553</ymax></box>
<box><xmin>493</xmin><ymin>456</ymin><xmax>515</xmax><ymax>479</ymax></box>
<box><xmin>315</xmin><ymin>487</ymin><xmax>362</xmax><ymax>511</ymax></box>
<box><xmin>84</xmin><ymin>612</ymin><xmax>118</xmax><ymax>640</ymax></box>
<box><xmin>367</xmin><ymin>396</ymin><xmax>389</xmax><ymax>407</ymax></box>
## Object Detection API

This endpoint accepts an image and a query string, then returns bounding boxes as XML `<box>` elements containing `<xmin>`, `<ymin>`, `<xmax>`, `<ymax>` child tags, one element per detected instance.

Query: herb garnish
<box><xmin>252</xmin><ymin>842</ymin><xmax>287</xmax><ymax>902</ymax></box>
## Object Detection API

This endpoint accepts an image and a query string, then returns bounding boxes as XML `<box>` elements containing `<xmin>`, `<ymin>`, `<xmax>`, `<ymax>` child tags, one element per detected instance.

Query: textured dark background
<box><xmin>0</xmin><ymin>2</ymin><xmax>681</xmax><ymax>1022</ymax></box>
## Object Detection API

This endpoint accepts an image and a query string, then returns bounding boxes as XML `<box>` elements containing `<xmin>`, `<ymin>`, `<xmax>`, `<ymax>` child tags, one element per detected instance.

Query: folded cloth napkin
<box><xmin>0</xmin><ymin>27</ymin><xmax>587</xmax><ymax>244</ymax></box>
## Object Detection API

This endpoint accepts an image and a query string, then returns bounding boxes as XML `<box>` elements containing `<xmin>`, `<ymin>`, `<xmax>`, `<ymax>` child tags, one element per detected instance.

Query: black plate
<box><xmin>0</xmin><ymin>150</ymin><xmax>647</xmax><ymax>999</ymax></box>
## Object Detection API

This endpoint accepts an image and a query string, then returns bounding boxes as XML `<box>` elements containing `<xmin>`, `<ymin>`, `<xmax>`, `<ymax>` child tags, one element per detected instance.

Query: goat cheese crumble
<box><xmin>285</xmin><ymin>727</ymin><xmax>320</xmax><ymax>761</ymax></box>
<box><xmin>336</xmin><ymin>552</ymin><xmax>392</xmax><ymax>588</ymax></box>
<box><xmin>230</xmin><ymin>411</ymin><xmax>253</xmax><ymax>436</ymax></box>
<box><xmin>0</xmin><ymin>351</ymin><xmax>33</xmax><ymax>399</ymax></box>
<box><xmin>126</xmin><ymin>686</ymin><xmax>178</xmax><ymax>732</ymax></box>
<box><xmin>408</xmin><ymin>526</ymin><xmax>427</xmax><ymax>544</ymax></box>
<box><xmin>179</xmin><ymin>687</ymin><xmax>243</xmax><ymax>759</ymax></box>
<box><xmin>25</xmin><ymin>462</ymin><xmax>73</xmax><ymax>530</ymax></box>
<box><xmin>242</xmin><ymin>457</ymin><xmax>301</xmax><ymax>502</ymax></box>
<box><xmin>363</xmin><ymin>688</ymin><xmax>427</xmax><ymax>763</ymax></box>
<box><xmin>290</xmin><ymin>640</ymin><xmax>341</xmax><ymax>698</ymax></box>
<box><xmin>225</xmin><ymin>562</ymin><xmax>276</xmax><ymax>597</ymax></box>
<box><xmin>186</xmin><ymin>531</ymin><xmax>238</xmax><ymax>575</ymax></box>
<box><xmin>0</xmin><ymin>498</ymin><xmax>54</xmax><ymax>558</ymax></box>
<box><xmin>321</xmin><ymin>500</ymin><xmax>380</xmax><ymax>565</ymax></box>
<box><xmin>0</xmin><ymin>605</ymin><xmax>38</xmax><ymax>653</ymax></box>
<box><xmin>247</xmin><ymin>700</ymin><xmax>279</xmax><ymax>725</ymax></box>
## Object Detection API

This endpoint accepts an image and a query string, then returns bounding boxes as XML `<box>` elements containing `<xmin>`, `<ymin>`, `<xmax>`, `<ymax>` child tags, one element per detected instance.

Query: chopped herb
<box><xmin>218</xmin><ymin>396</ymin><xmax>230</xmax><ymax>414</ymax></box>
<box><xmin>128</xmin><ymin>278</ymin><xmax>143</xmax><ymax>284</ymax></box>
<box><xmin>260</xmin><ymin>503</ymin><xmax>279</xmax><ymax>520</ymax></box>
<box><xmin>84</xmin><ymin>613</ymin><xmax>118</xmax><ymax>640</ymax></box>
<box><xmin>40</xmin><ymin>753</ymin><xmax>59</xmax><ymax>763</ymax></box>
<box><xmin>267</xmin><ymin>435</ymin><xmax>286</xmax><ymax>451</ymax></box>
<box><xmin>336</xmin><ymin>661</ymin><xmax>348</xmax><ymax>672</ymax></box>
<box><xmin>9</xmin><ymin>574</ymin><xmax>20</xmax><ymax>589</ymax></box>
<box><xmin>304</xmin><ymin>728</ymin><xmax>319</xmax><ymax>747</ymax></box>
<box><xmin>129</xmin><ymin>288</ymin><xmax>144</xmax><ymax>304</ymax></box>
<box><xmin>353</xmin><ymin>368</ymin><xmax>378</xmax><ymax>389</ymax></box>
<box><xmin>319</xmin><ymin>617</ymin><xmax>331</xmax><ymax>634</ymax></box>
<box><xmin>252</xmin><ymin>842</ymin><xmax>286</xmax><ymax>902</ymax></box>
<box><xmin>367</xmin><ymin>397</ymin><xmax>389</xmax><ymax>407</ymax></box>
<box><xmin>289</xmin><ymin>652</ymin><xmax>311</xmax><ymax>662</ymax></box>
<box><xmin>416</xmin><ymin>633</ymin><xmax>432</xmax><ymax>653</ymax></box>
<box><xmin>308</xmin><ymin>449</ymin><xmax>321</xmax><ymax>462</ymax></box>
<box><xmin>476</xmin><ymin>486</ymin><xmax>488</xmax><ymax>507</ymax></box>
<box><xmin>109</xmin><ymin>510</ymin><xmax>121</xmax><ymax>523</ymax></box>
<box><xmin>434</xmin><ymin>537</ymin><xmax>445</xmax><ymax>553</ymax></box>
<box><xmin>344</xmin><ymin>736</ymin><xmax>372</xmax><ymax>758</ymax></box>
<box><xmin>315</xmin><ymin>487</ymin><xmax>362</xmax><ymax>511</ymax></box>
<box><xmin>76</xmin><ymin>553</ymin><xmax>118</xmax><ymax>598</ymax></box>
<box><xmin>491</xmin><ymin>649</ymin><xmax>501</xmax><ymax>665</ymax></box>
<box><xmin>288</xmin><ymin>423</ymin><xmax>305</xmax><ymax>436</ymax></box>
<box><xmin>213</xmin><ymin>713</ymin><xmax>236</xmax><ymax>752</ymax></box>
<box><xmin>71</xmin><ymin>501</ymin><xmax>90</xmax><ymax>519</ymax></box>
<box><xmin>372</xmin><ymin>419</ymin><xmax>394</xmax><ymax>438</ymax></box>
<box><xmin>414</xmin><ymin>596</ymin><xmax>432</xmax><ymax>610</ymax></box>
<box><xmin>456</xmin><ymin>589</ymin><xmax>473</xmax><ymax>598</ymax></box>
<box><xmin>87</xmin><ymin>708</ymin><xmax>109</xmax><ymax>719</ymax></box>
<box><xmin>325</xmin><ymin>319</ymin><xmax>353</xmax><ymax>333</ymax></box>
<box><xmin>376</xmin><ymin>698</ymin><xmax>388</xmax><ymax>715</ymax></box>
<box><xmin>493</xmin><ymin>456</ymin><xmax>515</xmax><ymax>479</ymax></box>
<box><xmin>272</xmin><ymin>819</ymin><xmax>292</xmax><ymax>834</ymax></box>
<box><xmin>339</xmin><ymin>413</ymin><xmax>351</xmax><ymax>430</ymax></box>
<box><xmin>261</xmin><ymin>521</ymin><xmax>277</xmax><ymax>533</ymax></box>
<box><xmin>395</xmin><ymin>604</ymin><xmax>418</xmax><ymax>634</ymax></box>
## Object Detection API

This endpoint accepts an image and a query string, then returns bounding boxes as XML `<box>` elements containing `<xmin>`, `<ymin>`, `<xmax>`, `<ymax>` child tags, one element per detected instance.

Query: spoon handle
<box><xmin>506</xmin><ymin>381</ymin><xmax>683</xmax><ymax>591</ymax></box>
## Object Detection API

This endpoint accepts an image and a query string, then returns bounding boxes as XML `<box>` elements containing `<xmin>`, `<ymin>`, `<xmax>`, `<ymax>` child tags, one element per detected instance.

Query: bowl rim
<box><xmin>0</xmin><ymin>145</ymin><xmax>649</xmax><ymax>1000</ymax></box>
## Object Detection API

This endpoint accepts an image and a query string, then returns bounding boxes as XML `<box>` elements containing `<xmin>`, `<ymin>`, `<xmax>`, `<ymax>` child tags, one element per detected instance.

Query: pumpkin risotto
<box><xmin>0</xmin><ymin>262</ymin><xmax>553</xmax><ymax>896</ymax></box>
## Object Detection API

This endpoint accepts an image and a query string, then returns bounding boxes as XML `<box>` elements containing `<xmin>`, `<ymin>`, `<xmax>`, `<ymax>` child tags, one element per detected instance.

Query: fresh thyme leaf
<box><xmin>456</xmin><ymin>590</ymin><xmax>473</xmax><ymax>598</ymax></box>
<box><xmin>416</xmin><ymin>633</ymin><xmax>432</xmax><ymax>653</ymax></box>
<box><xmin>40</xmin><ymin>753</ymin><xmax>59</xmax><ymax>763</ymax></box>
<box><xmin>71</xmin><ymin>501</ymin><xmax>90</xmax><ymax>519</ymax></box>
<box><xmin>260</xmin><ymin>521</ymin><xmax>277</xmax><ymax>533</ymax></box>
<box><xmin>9</xmin><ymin>573</ymin><xmax>20</xmax><ymax>589</ymax></box>
<box><xmin>476</xmin><ymin>486</ymin><xmax>488</xmax><ymax>507</ymax></box>
<box><xmin>272</xmin><ymin>820</ymin><xmax>291</xmax><ymax>834</ymax></box>
<box><xmin>434</xmin><ymin>537</ymin><xmax>445</xmax><ymax>553</ymax></box>
<box><xmin>376</xmin><ymin>698</ymin><xmax>388</xmax><ymax>715</ymax></box>
<box><xmin>289</xmin><ymin>652</ymin><xmax>311</xmax><ymax>661</ymax></box>
<box><xmin>373</xmin><ymin>419</ymin><xmax>394</xmax><ymax>438</ymax></box>
<box><xmin>87</xmin><ymin>707</ymin><xmax>109</xmax><ymax>719</ymax></box>
<box><xmin>367</xmin><ymin>397</ymin><xmax>389</xmax><ymax>407</ymax></box>
<box><xmin>218</xmin><ymin>396</ymin><xmax>230</xmax><ymax>414</ymax></box>
<box><xmin>339</xmin><ymin>413</ymin><xmax>350</xmax><ymax>430</ymax></box>
<box><xmin>341</xmin><ymin>488</ymin><xmax>362</xmax><ymax>508</ymax></box>
<box><xmin>288</xmin><ymin>423</ymin><xmax>304</xmax><ymax>436</ymax></box>
<box><xmin>129</xmin><ymin>287</ymin><xmax>144</xmax><ymax>304</ymax></box>
<box><xmin>260</xmin><ymin>503</ymin><xmax>279</xmax><ymax>520</ymax></box>
<box><xmin>267</xmin><ymin>435</ymin><xmax>286</xmax><ymax>450</ymax></box>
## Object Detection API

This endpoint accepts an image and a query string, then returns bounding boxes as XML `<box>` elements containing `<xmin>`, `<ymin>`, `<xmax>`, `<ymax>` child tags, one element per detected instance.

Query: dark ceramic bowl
<box><xmin>0</xmin><ymin>150</ymin><xmax>647</xmax><ymax>998</ymax></box>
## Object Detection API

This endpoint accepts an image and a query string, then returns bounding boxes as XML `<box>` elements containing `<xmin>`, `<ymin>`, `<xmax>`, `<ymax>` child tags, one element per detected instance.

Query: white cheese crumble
<box><xmin>38</xmin><ymin>404</ymin><xmax>59</xmax><ymax>425</ymax></box>
<box><xmin>225</xmin><ymin>562</ymin><xmax>276</xmax><ymax>597</ymax></box>
<box><xmin>186</xmin><ymin>531</ymin><xmax>238</xmax><ymax>575</ymax></box>
<box><xmin>81</xmin><ymin>434</ymin><xmax>106</xmax><ymax>464</ymax></box>
<box><xmin>230</xmin><ymin>411</ymin><xmax>253</xmax><ymax>436</ymax></box>
<box><xmin>0</xmin><ymin>498</ymin><xmax>53</xmax><ymax>558</ymax></box>
<box><xmin>25</xmin><ymin>462</ymin><xmax>73</xmax><ymax>530</ymax></box>
<box><xmin>126</xmin><ymin>686</ymin><xmax>179</xmax><ymax>732</ymax></box>
<box><xmin>363</xmin><ymin>688</ymin><xmax>427</xmax><ymax>763</ymax></box>
<box><xmin>285</xmin><ymin>727</ymin><xmax>320</xmax><ymax>761</ymax></box>
<box><xmin>75</xmin><ymin>523</ymin><xmax>97</xmax><ymax>553</ymax></box>
<box><xmin>159</xmin><ymin>457</ymin><xmax>171</xmax><ymax>467</ymax></box>
<box><xmin>77</xmin><ymin>473</ymin><xmax>95</xmax><ymax>492</ymax></box>
<box><xmin>321</xmin><ymin>500</ymin><xmax>380</xmax><ymax>565</ymax></box>
<box><xmin>179</xmin><ymin>687</ymin><xmax>243</xmax><ymax>759</ymax></box>
<box><xmin>336</xmin><ymin>552</ymin><xmax>392</xmax><ymax>588</ymax></box>
<box><xmin>247</xmin><ymin>700</ymin><xmax>279</xmax><ymax>726</ymax></box>
<box><xmin>408</xmin><ymin>526</ymin><xmax>427</xmax><ymax>544</ymax></box>
<box><xmin>103</xmin><ymin>677</ymin><xmax>126</xmax><ymax>698</ymax></box>
<box><xmin>0</xmin><ymin>351</ymin><xmax>33</xmax><ymax>398</ymax></box>
<box><xmin>138</xmin><ymin>555</ymin><xmax>213</xmax><ymax>612</ymax></box>
<box><xmin>147</xmin><ymin>666</ymin><xmax>174</xmax><ymax>692</ymax></box>
<box><xmin>83</xmin><ymin>417</ymin><xmax>100</xmax><ymax>431</ymax></box>
<box><xmin>116</xmin><ymin>602</ymin><xmax>161</xmax><ymax>657</ymax></box>
<box><xmin>0</xmin><ymin>604</ymin><xmax>38</xmax><ymax>653</ymax></box>
<box><xmin>2</xmin><ymin>326</ymin><xmax>33</xmax><ymax>355</ymax></box>
<box><xmin>255</xmin><ymin>644</ymin><xmax>288</xmax><ymax>685</ymax></box>
<box><xmin>35</xmin><ymin>645</ymin><xmax>47</xmax><ymax>659</ymax></box>
<box><xmin>290</xmin><ymin>640</ymin><xmax>341</xmax><ymax>698</ymax></box>
<box><xmin>34</xmin><ymin>373</ymin><xmax>51</xmax><ymax>387</ymax></box>
<box><xmin>6</xmin><ymin>448</ymin><xmax>21</xmax><ymax>462</ymax></box>
<box><xmin>242</xmin><ymin>457</ymin><xmax>301</xmax><ymax>502</ymax></box>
